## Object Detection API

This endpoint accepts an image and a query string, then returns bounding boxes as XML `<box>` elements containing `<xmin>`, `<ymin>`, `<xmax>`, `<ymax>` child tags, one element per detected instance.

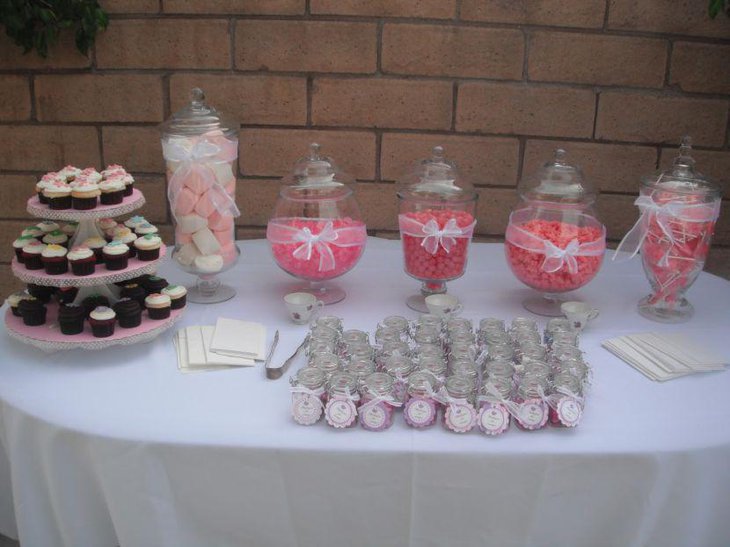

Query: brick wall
<box><xmin>1</xmin><ymin>0</ymin><xmax>729</xmax><ymax>299</ymax></box>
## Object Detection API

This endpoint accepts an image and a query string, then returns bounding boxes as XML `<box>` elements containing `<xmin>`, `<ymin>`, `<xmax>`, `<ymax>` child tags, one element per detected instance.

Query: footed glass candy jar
<box><xmin>266</xmin><ymin>143</ymin><xmax>367</xmax><ymax>305</ymax></box>
<box><xmin>505</xmin><ymin>149</ymin><xmax>605</xmax><ymax>316</ymax></box>
<box><xmin>397</xmin><ymin>146</ymin><xmax>478</xmax><ymax>312</ymax></box>
<box><xmin>615</xmin><ymin>137</ymin><xmax>721</xmax><ymax>323</ymax></box>
<box><xmin>161</xmin><ymin>88</ymin><xmax>240</xmax><ymax>303</ymax></box>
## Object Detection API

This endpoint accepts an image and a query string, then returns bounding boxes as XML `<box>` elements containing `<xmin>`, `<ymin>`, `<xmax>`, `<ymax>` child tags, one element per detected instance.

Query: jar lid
<box><xmin>362</xmin><ymin>372</ymin><xmax>394</xmax><ymax>396</ymax></box>
<box><xmin>481</xmin><ymin>377</ymin><xmax>513</xmax><ymax>398</ymax></box>
<box><xmin>160</xmin><ymin>88</ymin><xmax>237</xmax><ymax>138</ymax></box>
<box><xmin>445</xmin><ymin>375</ymin><xmax>475</xmax><ymax>398</ymax></box>
<box><xmin>327</xmin><ymin>371</ymin><xmax>358</xmax><ymax>394</ymax></box>
<box><xmin>281</xmin><ymin>143</ymin><xmax>355</xmax><ymax>199</ymax></box>
<box><xmin>518</xmin><ymin>148</ymin><xmax>596</xmax><ymax>204</ymax></box>
<box><xmin>408</xmin><ymin>371</ymin><xmax>435</xmax><ymax>392</ymax></box>
<box><xmin>397</xmin><ymin>146</ymin><xmax>477</xmax><ymax>202</ymax></box>
<box><xmin>295</xmin><ymin>367</ymin><xmax>327</xmax><ymax>389</ymax></box>
<box><xmin>642</xmin><ymin>136</ymin><xmax>720</xmax><ymax>197</ymax></box>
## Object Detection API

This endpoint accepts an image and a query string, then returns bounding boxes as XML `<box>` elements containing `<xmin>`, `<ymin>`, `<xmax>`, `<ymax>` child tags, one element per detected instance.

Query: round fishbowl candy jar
<box><xmin>397</xmin><ymin>146</ymin><xmax>478</xmax><ymax>312</ymax></box>
<box><xmin>266</xmin><ymin>143</ymin><xmax>367</xmax><ymax>305</ymax></box>
<box><xmin>615</xmin><ymin>137</ymin><xmax>721</xmax><ymax>323</ymax></box>
<box><xmin>161</xmin><ymin>88</ymin><xmax>240</xmax><ymax>303</ymax></box>
<box><xmin>505</xmin><ymin>149</ymin><xmax>606</xmax><ymax>316</ymax></box>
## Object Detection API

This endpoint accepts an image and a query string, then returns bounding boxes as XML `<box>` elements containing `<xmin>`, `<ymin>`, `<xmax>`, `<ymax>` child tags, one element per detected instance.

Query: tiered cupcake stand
<box><xmin>5</xmin><ymin>190</ymin><xmax>184</xmax><ymax>352</ymax></box>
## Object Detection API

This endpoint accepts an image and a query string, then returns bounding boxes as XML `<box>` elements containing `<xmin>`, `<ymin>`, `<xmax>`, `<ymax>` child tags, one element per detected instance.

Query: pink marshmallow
<box><xmin>213</xmin><ymin>229</ymin><xmax>233</xmax><ymax>247</ymax></box>
<box><xmin>194</xmin><ymin>190</ymin><xmax>217</xmax><ymax>218</ymax></box>
<box><xmin>208</xmin><ymin>212</ymin><xmax>234</xmax><ymax>232</ymax></box>
<box><xmin>175</xmin><ymin>187</ymin><xmax>198</xmax><ymax>216</ymax></box>
<box><xmin>183</xmin><ymin>172</ymin><xmax>207</xmax><ymax>195</ymax></box>
<box><xmin>221</xmin><ymin>242</ymin><xmax>238</xmax><ymax>264</ymax></box>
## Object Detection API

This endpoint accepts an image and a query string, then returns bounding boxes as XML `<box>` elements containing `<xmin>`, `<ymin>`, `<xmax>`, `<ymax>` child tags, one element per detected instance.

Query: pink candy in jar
<box><xmin>359</xmin><ymin>373</ymin><xmax>399</xmax><ymax>431</ymax></box>
<box><xmin>324</xmin><ymin>372</ymin><xmax>360</xmax><ymax>429</ymax></box>
<box><xmin>403</xmin><ymin>372</ymin><xmax>440</xmax><ymax>429</ymax></box>
<box><xmin>441</xmin><ymin>376</ymin><xmax>477</xmax><ymax>434</ymax></box>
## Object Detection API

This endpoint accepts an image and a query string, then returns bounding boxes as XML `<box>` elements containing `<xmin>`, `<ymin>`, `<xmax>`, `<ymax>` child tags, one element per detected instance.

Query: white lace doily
<box><xmin>26</xmin><ymin>190</ymin><xmax>146</xmax><ymax>221</ymax></box>
<box><xmin>11</xmin><ymin>246</ymin><xmax>167</xmax><ymax>288</ymax></box>
<box><xmin>5</xmin><ymin>308</ymin><xmax>184</xmax><ymax>353</ymax></box>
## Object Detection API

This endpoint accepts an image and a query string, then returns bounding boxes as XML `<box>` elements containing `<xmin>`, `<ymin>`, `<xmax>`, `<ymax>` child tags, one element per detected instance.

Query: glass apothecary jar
<box><xmin>266</xmin><ymin>143</ymin><xmax>367</xmax><ymax>305</ymax></box>
<box><xmin>397</xmin><ymin>146</ymin><xmax>478</xmax><ymax>312</ymax></box>
<box><xmin>505</xmin><ymin>149</ymin><xmax>606</xmax><ymax>316</ymax></box>
<box><xmin>615</xmin><ymin>137</ymin><xmax>721</xmax><ymax>323</ymax></box>
<box><xmin>161</xmin><ymin>88</ymin><xmax>240</xmax><ymax>303</ymax></box>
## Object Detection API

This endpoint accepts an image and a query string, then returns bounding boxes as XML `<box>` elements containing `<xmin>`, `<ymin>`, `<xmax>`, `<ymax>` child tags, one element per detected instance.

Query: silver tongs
<box><xmin>265</xmin><ymin>334</ymin><xmax>310</xmax><ymax>380</ymax></box>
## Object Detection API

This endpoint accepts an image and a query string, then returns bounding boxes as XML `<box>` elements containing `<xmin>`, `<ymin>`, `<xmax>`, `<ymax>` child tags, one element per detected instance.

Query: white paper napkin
<box><xmin>174</xmin><ymin>326</ymin><xmax>255</xmax><ymax>373</ymax></box>
<box><xmin>209</xmin><ymin>318</ymin><xmax>267</xmax><ymax>360</ymax></box>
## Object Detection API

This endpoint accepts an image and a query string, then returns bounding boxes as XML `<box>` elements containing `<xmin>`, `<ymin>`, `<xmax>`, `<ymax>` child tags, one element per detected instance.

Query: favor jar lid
<box><xmin>280</xmin><ymin>143</ymin><xmax>354</xmax><ymax>200</ymax></box>
<box><xmin>160</xmin><ymin>88</ymin><xmax>238</xmax><ymax>138</ymax></box>
<box><xmin>642</xmin><ymin>136</ymin><xmax>720</xmax><ymax>198</ymax></box>
<box><xmin>518</xmin><ymin>148</ymin><xmax>596</xmax><ymax>204</ymax></box>
<box><xmin>397</xmin><ymin>146</ymin><xmax>477</xmax><ymax>203</ymax></box>
<box><xmin>362</xmin><ymin>372</ymin><xmax>394</xmax><ymax>396</ymax></box>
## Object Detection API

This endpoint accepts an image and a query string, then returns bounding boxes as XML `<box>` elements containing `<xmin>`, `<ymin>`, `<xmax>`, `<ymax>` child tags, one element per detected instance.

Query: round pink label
<box><xmin>478</xmin><ymin>403</ymin><xmax>509</xmax><ymax>436</ymax></box>
<box><xmin>445</xmin><ymin>403</ymin><xmax>476</xmax><ymax>433</ymax></box>
<box><xmin>360</xmin><ymin>403</ymin><xmax>388</xmax><ymax>431</ymax></box>
<box><xmin>325</xmin><ymin>398</ymin><xmax>357</xmax><ymax>428</ymax></box>
<box><xmin>404</xmin><ymin>398</ymin><xmax>436</xmax><ymax>428</ymax></box>
<box><xmin>557</xmin><ymin>397</ymin><xmax>582</xmax><ymax>427</ymax></box>
<box><xmin>292</xmin><ymin>393</ymin><xmax>322</xmax><ymax>426</ymax></box>
<box><xmin>518</xmin><ymin>399</ymin><xmax>547</xmax><ymax>430</ymax></box>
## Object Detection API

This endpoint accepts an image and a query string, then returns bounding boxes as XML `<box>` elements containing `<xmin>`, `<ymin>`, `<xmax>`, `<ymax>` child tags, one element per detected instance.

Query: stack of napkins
<box><xmin>174</xmin><ymin>318</ymin><xmax>267</xmax><ymax>373</ymax></box>
<box><xmin>602</xmin><ymin>332</ymin><xmax>728</xmax><ymax>381</ymax></box>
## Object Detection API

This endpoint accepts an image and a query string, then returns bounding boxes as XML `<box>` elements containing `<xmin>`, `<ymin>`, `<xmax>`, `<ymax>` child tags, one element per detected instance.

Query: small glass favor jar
<box><xmin>442</xmin><ymin>376</ymin><xmax>477</xmax><ymax>433</ymax></box>
<box><xmin>404</xmin><ymin>372</ymin><xmax>439</xmax><ymax>428</ymax></box>
<box><xmin>477</xmin><ymin>377</ymin><xmax>513</xmax><ymax>436</ymax></box>
<box><xmin>324</xmin><ymin>372</ymin><xmax>360</xmax><ymax>428</ymax></box>
<box><xmin>505</xmin><ymin>149</ymin><xmax>606</xmax><ymax>316</ymax></box>
<box><xmin>615</xmin><ymin>137</ymin><xmax>721</xmax><ymax>323</ymax></box>
<box><xmin>548</xmin><ymin>373</ymin><xmax>584</xmax><ymax>428</ymax></box>
<box><xmin>161</xmin><ymin>88</ymin><xmax>240</xmax><ymax>303</ymax></box>
<box><xmin>290</xmin><ymin>367</ymin><xmax>327</xmax><ymax>426</ymax></box>
<box><xmin>513</xmin><ymin>377</ymin><xmax>549</xmax><ymax>431</ymax></box>
<box><xmin>397</xmin><ymin>146</ymin><xmax>478</xmax><ymax>312</ymax></box>
<box><xmin>267</xmin><ymin>143</ymin><xmax>367</xmax><ymax>304</ymax></box>
<box><xmin>359</xmin><ymin>372</ymin><xmax>398</xmax><ymax>431</ymax></box>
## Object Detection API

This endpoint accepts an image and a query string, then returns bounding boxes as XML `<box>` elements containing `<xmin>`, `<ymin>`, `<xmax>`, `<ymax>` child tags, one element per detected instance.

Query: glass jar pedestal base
<box><xmin>292</xmin><ymin>281</ymin><xmax>346</xmax><ymax>306</ymax></box>
<box><xmin>637</xmin><ymin>294</ymin><xmax>694</xmax><ymax>323</ymax></box>
<box><xmin>406</xmin><ymin>280</ymin><xmax>448</xmax><ymax>313</ymax></box>
<box><xmin>187</xmin><ymin>275</ymin><xmax>236</xmax><ymax>304</ymax></box>
<box><xmin>522</xmin><ymin>292</ymin><xmax>570</xmax><ymax>317</ymax></box>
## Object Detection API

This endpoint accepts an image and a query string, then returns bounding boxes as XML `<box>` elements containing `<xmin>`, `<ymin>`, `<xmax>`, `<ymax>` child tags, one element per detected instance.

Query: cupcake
<box><xmin>82</xmin><ymin>237</ymin><xmax>107</xmax><ymax>263</ymax></box>
<box><xmin>13</xmin><ymin>235</ymin><xmax>37</xmax><ymax>262</ymax></box>
<box><xmin>43</xmin><ymin>182</ymin><xmax>73</xmax><ymax>210</ymax></box>
<box><xmin>68</xmin><ymin>245</ymin><xmax>96</xmax><ymax>276</ymax></box>
<box><xmin>36</xmin><ymin>221</ymin><xmax>59</xmax><ymax>234</ymax></box>
<box><xmin>78</xmin><ymin>168</ymin><xmax>102</xmax><ymax>184</ymax></box>
<box><xmin>89</xmin><ymin>306</ymin><xmax>116</xmax><ymax>337</ymax></box>
<box><xmin>97</xmin><ymin>218</ymin><xmax>118</xmax><ymax>233</ymax></box>
<box><xmin>71</xmin><ymin>181</ymin><xmax>100</xmax><ymax>210</ymax></box>
<box><xmin>134</xmin><ymin>234</ymin><xmax>163</xmax><ymax>261</ymax></box>
<box><xmin>82</xmin><ymin>294</ymin><xmax>110</xmax><ymax>317</ymax></box>
<box><xmin>102</xmin><ymin>240</ymin><xmax>130</xmax><ymax>270</ymax></box>
<box><xmin>27</xmin><ymin>283</ymin><xmax>56</xmax><ymax>303</ymax></box>
<box><xmin>135</xmin><ymin>222</ymin><xmax>158</xmax><ymax>236</ymax></box>
<box><xmin>142</xmin><ymin>275</ymin><xmax>168</xmax><ymax>294</ymax></box>
<box><xmin>35</xmin><ymin>173</ymin><xmax>62</xmax><ymax>204</ymax></box>
<box><xmin>121</xmin><ymin>172</ymin><xmax>135</xmax><ymax>197</ymax></box>
<box><xmin>42</xmin><ymin>230</ymin><xmax>69</xmax><ymax>247</ymax></box>
<box><xmin>162</xmin><ymin>284</ymin><xmax>187</xmax><ymax>310</ymax></box>
<box><xmin>101</xmin><ymin>164</ymin><xmax>126</xmax><ymax>179</ymax></box>
<box><xmin>56</xmin><ymin>286</ymin><xmax>78</xmax><ymax>305</ymax></box>
<box><xmin>41</xmin><ymin>244</ymin><xmax>68</xmax><ymax>275</ymax></box>
<box><xmin>58</xmin><ymin>304</ymin><xmax>85</xmax><ymax>335</ymax></box>
<box><xmin>113</xmin><ymin>298</ymin><xmax>142</xmax><ymax>328</ymax></box>
<box><xmin>22</xmin><ymin>241</ymin><xmax>46</xmax><ymax>270</ymax></box>
<box><xmin>145</xmin><ymin>293</ymin><xmax>171</xmax><ymax>320</ymax></box>
<box><xmin>120</xmin><ymin>283</ymin><xmax>147</xmax><ymax>306</ymax></box>
<box><xmin>113</xmin><ymin>230</ymin><xmax>138</xmax><ymax>258</ymax></box>
<box><xmin>57</xmin><ymin>165</ymin><xmax>82</xmax><ymax>183</ymax></box>
<box><xmin>6</xmin><ymin>291</ymin><xmax>31</xmax><ymax>317</ymax></box>
<box><xmin>124</xmin><ymin>215</ymin><xmax>146</xmax><ymax>230</ymax></box>
<box><xmin>61</xmin><ymin>222</ymin><xmax>78</xmax><ymax>237</ymax></box>
<box><xmin>21</xmin><ymin>226</ymin><xmax>44</xmax><ymax>238</ymax></box>
<box><xmin>18</xmin><ymin>297</ymin><xmax>47</xmax><ymax>326</ymax></box>
<box><xmin>99</xmin><ymin>177</ymin><xmax>125</xmax><ymax>205</ymax></box>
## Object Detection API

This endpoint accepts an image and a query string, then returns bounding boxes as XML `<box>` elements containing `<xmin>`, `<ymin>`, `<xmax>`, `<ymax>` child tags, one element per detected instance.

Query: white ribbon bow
<box><xmin>360</xmin><ymin>394</ymin><xmax>403</xmax><ymax>414</ymax></box>
<box><xmin>477</xmin><ymin>382</ymin><xmax>521</xmax><ymax>418</ymax></box>
<box><xmin>289</xmin><ymin>386</ymin><xmax>325</xmax><ymax>410</ymax></box>
<box><xmin>292</xmin><ymin>221</ymin><xmax>338</xmax><ymax>271</ymax></box>
<box><xmin>613</xmin><ymin>195</ymin><xmax>720</xmax><ymax>267</ymax></box>
<box><xmin>399</xmin><ymin>215</ymin><xmax>476</xmax><ymax>256</ymax></box>
<box><xmin>163</xmin><ymin>139</ymin><xmax>240</xmax><ymax>221</ymax></box>
<box><xmin>543</xmin><ymin>238</ymin><xmax>581</xmax><ymax>274</ymax></box>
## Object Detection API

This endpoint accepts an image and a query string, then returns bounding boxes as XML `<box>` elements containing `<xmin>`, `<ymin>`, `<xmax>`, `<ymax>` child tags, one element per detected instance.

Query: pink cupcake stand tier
<box><xmin>9</xmin><ymin>187</ymin><xmax>184</xmax><ymax>351</ymax></box>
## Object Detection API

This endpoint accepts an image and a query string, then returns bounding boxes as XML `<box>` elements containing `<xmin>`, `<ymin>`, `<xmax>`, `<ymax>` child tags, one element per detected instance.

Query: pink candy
<box><xmin>401</xmin><ymin>210</ymin><xmax>474</xmax><ymax>281</ymax></box>
<box><xmin>269</xmin><ymin>218</ymin><xmax>366</xmax><ymax>281</ymax></box>
<box><xmin>506</xmin><ymin>220</ymin><xmax>604</xmax><ymax>292</ymax></box>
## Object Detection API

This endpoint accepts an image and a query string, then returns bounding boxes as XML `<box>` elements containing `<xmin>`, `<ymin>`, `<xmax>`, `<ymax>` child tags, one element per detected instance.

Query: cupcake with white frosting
<box><xmin>68</xmin><ymin>245</ymin><xmax>96</xmax><ymax>276</ymax></box>
<box><xmin>145</xmin><ymin>293</ymin><xmax>171</xmax><ymax>320</ymax></box>
<box><xmin>89</xmin><ymin>306</ymin><xmax>116</xmax><ymax>338</ymax></box>
<box><xmin>41</xmin><ymin>244</ymin><xmax>68</xmax><ymax>275</ymax></box>
<box><xmin>102</xmin><ymin>240</ymin><xmax>130</xmax><ymax>270</ymax></box>
<box><xmin>99</xmin><ymin>177</ymin><xmax>125</xmax><ymax>205</ymax></box>
<box><xmin>134</xmin><ymin>234</ymin><xmax>162</xmax><ymax>261</ymax></box>
<box><xmin>161</xmin><ymin>284</ymin><xmax>187</xmax><ymax>310</ymax></box>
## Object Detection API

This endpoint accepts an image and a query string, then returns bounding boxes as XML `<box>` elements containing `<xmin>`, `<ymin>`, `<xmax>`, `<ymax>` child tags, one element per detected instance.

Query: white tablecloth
<box><xmin>1</xmin><ymin>239</ymin><xmax>729</xmax><ymax>547</ymax></box>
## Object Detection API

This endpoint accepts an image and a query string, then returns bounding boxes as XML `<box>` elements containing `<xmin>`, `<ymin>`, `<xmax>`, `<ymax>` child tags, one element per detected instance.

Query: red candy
<box><xmin>506</xmin><ymin>220</ymin><xmax>604</xmax><ymax>292</ymax></box>
<box><xmin>400</xmin><ymin>209</ymin><xmax>475</xmax><ymax>281</ymax></box>
<box><xmin>269</xmin><ymin>218</ymin><xmax>366</xmax><ymax>281</ymax></box>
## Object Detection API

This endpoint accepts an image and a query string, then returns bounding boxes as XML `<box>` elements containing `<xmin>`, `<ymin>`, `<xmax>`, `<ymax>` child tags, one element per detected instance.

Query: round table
<box><xmin>1</xmin><ymin>239</ymin><xmax>729</xmax><ymax>547</ymax></box>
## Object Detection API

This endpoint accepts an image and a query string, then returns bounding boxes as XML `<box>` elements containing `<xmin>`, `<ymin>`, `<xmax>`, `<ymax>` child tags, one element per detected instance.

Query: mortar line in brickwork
<box><xmin>455</xmin><ymin>0</ymin><xmax>462</xmax><ymax>21</ymax></box>
<box><xmin>516</xmin><ymin>137</ymin><xmax>526</xmax><ymax>182</ymax></box>
<box><xmin>450</xmin><ymin>83</ymin><xmax>458</xmax><ymax>132</ymax></box>
<box><xmin>28</xmin><ymin>76</ymin><xmax>37</xmax><ymax>122</ymax></box>
<box><xmin>305</xmin><ymin>0</ymin><xmax>311</xmax><ymax>16</ymax></box>
<box><xmin>376</xmin><ymin>20</ymin><xmax>383</xmax><ymax>74</ymax></box>
<box><xmin>306</xmin><ymin>76</ymin><xmax>313</xmax><ymax>126</ymax></box>
<box><xmin>591</xmin><ymin>92</ymin><xmax>600</xmax><ymax>140</ymax></box>
<box><xmin>229</xmin><ymin>18</ymin><xmax>236</xmax><ymax>71</ymax></box>
<box><xmin>374</xmin><ymin>131</ymin><xmax>383</xmax><ymax>181</ymax></box>
<box><xmin>521</xmin><ymin>29</ymin><xmax>530</xmax><ymax>81</ymax></box>
<box><xmin>162</xmin><ymin>73</ymin><xmax>171</xmax><ymax>120</ymax></box>
<box><xmin>602</xmin><ymin>0</ymin><xmax>610</xmax><ymax>31</ymax></box>
<box><xmin>663</xmin><ymin>41</ymin><xmax>674</xmax><ymax>88</ymax></box>
<box><xmin>97</xmin><ymin>126</ymin><xmax>105</xmax><ymax>167</ymax></box>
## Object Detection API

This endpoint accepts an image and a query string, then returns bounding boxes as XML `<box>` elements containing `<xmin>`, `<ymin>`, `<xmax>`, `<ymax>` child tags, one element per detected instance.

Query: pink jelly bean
<box><xmin>505</xmin><ymin>219</ymin><xmax>604</xmax><ymax>292</ymax></box>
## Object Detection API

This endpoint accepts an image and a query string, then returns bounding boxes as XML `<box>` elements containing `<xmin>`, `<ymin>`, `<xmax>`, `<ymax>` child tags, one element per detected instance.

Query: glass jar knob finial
<box><xmin>308</xmin><ymin>142</ymin><xmax>321</xmax><ymax>161</ymax></box>
<box><xmin>190</xmin><ymin>87</ymin><xmax>205</xmax><ymax>109</ymax></box>
<box><xmin>431</xmin><ymin>145</ymin><xmax>445</xmax><ymax>162</ymax></box>
<box><xmin>553</xmin><ymin>148</ymin><xmax>567</xmax><ymax>165</ymax></box>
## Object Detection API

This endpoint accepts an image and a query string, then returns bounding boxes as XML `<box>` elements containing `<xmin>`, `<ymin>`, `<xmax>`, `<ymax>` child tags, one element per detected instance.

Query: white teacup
<box><xmin>560</xmin><ymin>301</ymin><xmax>599</xmax><ymax>331</ymax></box>
<box><xmin>424</xmin><ymin>294</ymin><xmax>463</xmax><ymax>318</ymax></box>
<box><xmin>284</xmin><ymin>292</ymin><xmax>324</xmax><ymax>325</ymax></box>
